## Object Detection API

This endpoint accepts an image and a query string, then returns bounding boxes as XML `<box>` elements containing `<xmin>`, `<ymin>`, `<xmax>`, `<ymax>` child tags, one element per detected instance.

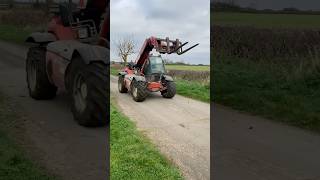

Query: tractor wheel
<box><xmin>161</xmin><ymin>81</ymin><xmax>176</xmax><ymax>98</ymax></box>
<box><xmin>26</xmin><ymin>46</ymin><xmax>57</xmax><ymax>99</ymax></box>
<box><xmin>68</xmin><ymin>57</ymin><xmax>109</xmax><ymax>126</ymax></box>
<box><xmin>131</xmin><ymin>79</ymin><xmax>148</xmax><ymax>102</ymax></box>
<box><xmin>118</xmin><ymin>76</ymin><xmax>128</xmax><ymax>93</ymax></box>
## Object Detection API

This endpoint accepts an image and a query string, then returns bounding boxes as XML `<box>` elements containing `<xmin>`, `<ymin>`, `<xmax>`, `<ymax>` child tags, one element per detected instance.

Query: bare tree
<box><xmin>115</xmin><ymin>35</ymin><xmax>135</xmax><ymax>66</ymax></box>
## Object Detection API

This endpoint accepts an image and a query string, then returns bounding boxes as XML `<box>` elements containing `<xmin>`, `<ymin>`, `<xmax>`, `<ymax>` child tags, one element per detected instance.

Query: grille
<box><xmin>145</xmin><ymin>74</ymin><xmax>161</xmax><ymax>82</ymax></box>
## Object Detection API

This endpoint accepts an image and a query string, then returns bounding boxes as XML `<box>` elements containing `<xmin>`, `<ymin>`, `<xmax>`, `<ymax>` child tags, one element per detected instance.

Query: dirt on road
<box><xmin>111</xmin><ymin>76</ymin><xmax>211</xmax><ymax>180</ymax></box>
<box><xmin>0</xmin><ymin>41</ymin><xmax>108</xmax><ymax>180</ymax></box>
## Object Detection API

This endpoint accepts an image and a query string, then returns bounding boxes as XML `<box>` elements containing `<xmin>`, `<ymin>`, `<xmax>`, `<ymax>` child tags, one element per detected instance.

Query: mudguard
<box><xmin>25</xmin><ymin>32</ymin><xmax>56</xmax><ymax>43</ymax></box>
<box><xmin>133</xmin><ymin>76</ymin><xmax>146</xmax><ymax>82</ymax></box>
<box><xmin>46</xmin><ymin>40</ymin><xmax>109</xmax><ymax>65</ymax></box>
<box><xmin>118</xmin><ymin>72</ymin><xmax>127</xmax><ymax>76</ymax></box>
<box><xmin>163</xmin><ymin>75</ymin><xmax>174</xmax><ymax>81</ymax></box>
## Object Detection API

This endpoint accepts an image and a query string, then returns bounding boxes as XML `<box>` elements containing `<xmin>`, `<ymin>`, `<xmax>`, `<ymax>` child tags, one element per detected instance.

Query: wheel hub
<box><xmin>132</xmin><ymin>86</ymin><xmax>138</xmax><ymax>98</ymax></box>
<box><xmin>28</xmin><ymin>60</ymin><xmax>37</xmax><ymax>90</ymax></box>
<box><xmin>118</xmin><ymin>80</ymin><xmax>122</xmax><ymax>91</ymax></box>
<box><xmin>74</xmin><ymin>74</ymin><xmax>87</xmax><ymax>112</ymax></box>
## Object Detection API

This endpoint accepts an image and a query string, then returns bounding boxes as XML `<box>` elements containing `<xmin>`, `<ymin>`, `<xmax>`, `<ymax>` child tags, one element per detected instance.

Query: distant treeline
<box><xmin>165</xmin><ymin>60</ymin><xmax>207</xmax><ymax>66</ymax></box>
<box><xmin>111</xmin><ymin>60</ymin><xmax>206</xmax><ymax>66</ymax></box>
<box><xmin>211</xmin><ymin>2</ymin><xmax>320</xmax><ymax>15</ymax></box>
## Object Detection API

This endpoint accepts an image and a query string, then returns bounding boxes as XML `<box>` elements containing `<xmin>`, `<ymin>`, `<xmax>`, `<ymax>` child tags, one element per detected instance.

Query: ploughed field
<box><xmin>212</xmin><ymin>12</ymin><xmax>320</xmax><ymax>29</ymax></box>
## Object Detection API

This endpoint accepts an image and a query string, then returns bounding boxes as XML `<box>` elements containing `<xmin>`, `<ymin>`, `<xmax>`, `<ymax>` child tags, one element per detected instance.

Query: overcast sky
<box><xmin>111</xmin><ymin>0</ymin><xmax>210</xmax><ymax>65</ymax></box>
<box><xmin>213</xmin><ymin>0</ymin><xmax>320</xmax><ymax>10</ymax></box>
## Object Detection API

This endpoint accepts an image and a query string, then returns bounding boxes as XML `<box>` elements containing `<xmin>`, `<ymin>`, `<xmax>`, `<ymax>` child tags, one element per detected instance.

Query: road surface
<box><xmin>111</xmin><ymin>76</ymin><xmax>211</xmax><ymax>180</ymax></box>
<box><xmin>0</xmin><ymin>41</ymin><xmax>108</xmax><ymax>180</ymax></box>
<box><xmin>213</xmin><ymin>104</ymin><xmax>320</xmax><ymax>180</ymax></box>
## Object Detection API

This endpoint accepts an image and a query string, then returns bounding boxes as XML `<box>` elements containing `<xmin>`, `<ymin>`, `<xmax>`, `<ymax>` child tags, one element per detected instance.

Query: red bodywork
<box><xmin>46</xmin><ymin>0</ymin><xmax>109</xmax><ymax>90</ymax></box>
<box><xmin>46</xmin><ymin>16</ymin><xmax>76</xmax><ymax>90</ymax></box>
<box><xmin>47</xmin><ymin>16</ymin><xmax>76</xmax><ymax>40</ymax></box>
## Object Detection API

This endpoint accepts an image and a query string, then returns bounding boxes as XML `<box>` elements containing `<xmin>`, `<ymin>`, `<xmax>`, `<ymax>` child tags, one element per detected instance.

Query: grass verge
<box><xmin>0</xmin><ymin>94</ymin><xmax>57</xmax><ymax>180</ymax></box>
<box><xmin>176</xmin><ymin>80</ymin><xmax>210</xmax><ymax>102</ymax></box>
<box><xmin>111</xmin><ymin>67</ymin><xmax>210</xmax><ymax>103</ymax></box>
<box><xmin>110</xmin><ymin>102</ymin><xmax>183</xmax><ymax>180</ymax></box>
<box><xmin>110</xmin><ymin>67</ymin><xmax>119</xmax><ymax>76</ymax></box>
<box><xmin>213</xmin><ymin>56</ymin><xmax>320</xmax><ymax>132</ymax></box>
<box><xmin>0</xmin><ymin>24</ymin><xmax>31</xmax><ymax>43</ymax></box>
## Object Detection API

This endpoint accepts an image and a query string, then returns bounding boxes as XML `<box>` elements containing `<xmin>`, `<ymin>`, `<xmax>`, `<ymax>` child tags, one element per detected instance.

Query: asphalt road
<box><xmin>0</xmin><ymin>41</ymin><xmax>108</xmax><ymax>180</ymax></box>
<box><xmin>213</xmin><ymin>104</ymin><xmax>320</xmax><ymax>180</ymax></box>
<box><xmin>111</xmin><ymin>76</ymin><xmax>211</xmax><ymax>180</ymax></box>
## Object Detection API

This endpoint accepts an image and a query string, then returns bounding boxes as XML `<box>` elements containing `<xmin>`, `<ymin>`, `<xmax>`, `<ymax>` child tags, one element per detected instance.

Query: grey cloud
<box><xmin>111</xmin><ymin>0</ymin><xmax>210</xmax><ymax>65</ymax></box>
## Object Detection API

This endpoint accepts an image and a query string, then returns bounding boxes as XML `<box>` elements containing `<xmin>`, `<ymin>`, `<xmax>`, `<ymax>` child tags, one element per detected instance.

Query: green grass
<box><xmin>0</xmin><ymin>95</ymin><xmax>57</xmax><ymax>180</ymax></box>
<box><xmin>166</xmin><ymin>64</ymin><xmax>209</xmax><ymax>71</ymax></box>
<box><xmin>213</xmin><ymin>56</ymin><xmax>320</xmax><ymax>132</ymax></box>
<box><xmin>110</xmin><ymin>66</ymin><xmax>119</xmax><ymax>76</ymax></box>
<box><xmin>176</xmin><ymin>80</ymin><xmax>210</xmax><ymax>102</ymax></box>
<box><xmin>212</xmin><ymin>12</ymin><xmax>320</xmax><ymax>29</ymax></box>
<box><xmin>0</xmin><ymin>133</ymin><xmax>57</xmax><ymax>180</ymax></box>
<box><xmin>110</xmin><ymin>103</ymin><xmax>183</xmax><ymax>180</ymax></box>
<box><xmin>0</xmin><ymin>24</ymin><xmax>31</xmax><ymax>43</ymax></box>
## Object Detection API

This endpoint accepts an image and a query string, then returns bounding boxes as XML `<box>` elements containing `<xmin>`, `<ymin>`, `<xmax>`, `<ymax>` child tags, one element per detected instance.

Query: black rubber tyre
<box><xmin>161</xmin><ymin>81</ymin><xmax>176</xmax><ymax>98</ymax></box>
<box><xmin>118</xmin><ymin>76</ymin><xmax>128</xmax><ymax>93</ymax></box>
<box><xmin>26</xmin><ymin>46</ymin><xmax>57</xmax><ymax>99</ymax></box>
<box><xmin>68</xmin><ymin>57</ymin><xmax>109</xmax><ymax>126</ymax></box>
<box><xmin>131</xmin><ymin>79</ymin><xmax>148</xmax><ymax>102</ymax></box>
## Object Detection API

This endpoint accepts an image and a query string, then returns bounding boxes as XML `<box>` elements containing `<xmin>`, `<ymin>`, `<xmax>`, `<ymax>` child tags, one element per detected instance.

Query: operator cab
<box><xmin>50</xmin><ymin>0</ymin><xmax>107</xmax><ymax>43</ymax></box>
<box><xmin>143</xmin><ymin>55</ymin><xmax>166</xmax><ymax>82</ymax></box>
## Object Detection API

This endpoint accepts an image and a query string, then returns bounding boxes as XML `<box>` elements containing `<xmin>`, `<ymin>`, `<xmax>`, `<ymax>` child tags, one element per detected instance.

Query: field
<box><xmin>212</xmin><ymin>25</ymin><xmax>320</xmax><ymax>61</ymax></box>
<box><xmin>0</xmin><ymin>9</ymin><xmax>47</xmax><ymax>43</ymax></box>
<box><xmin>212</xmin><ymin>12</ymin><xmax>320</xmax><ymax>132</ymax></box>
<box><xmin>212</xmin><ymin>12</ymin><xmax>320</xmax><ymax>29</ymax></box>
<box><xmin>166</xmin><ymin>64</ymin><xmax>209</xmax><ymax>71</ymax></box>
<box><xmin>0</xmin><ymin>9</ymin><xmax>48</xmax><ymax>27</ymax></box>
<box><xmin>110</xmin><ymin>102</ymin><xmax>182</xmax><ymax>179</ymax></box>
<box><xmin>0</xmin><ymin>25</ymin><xmax>31</xmax><ymax>43</ymax></box>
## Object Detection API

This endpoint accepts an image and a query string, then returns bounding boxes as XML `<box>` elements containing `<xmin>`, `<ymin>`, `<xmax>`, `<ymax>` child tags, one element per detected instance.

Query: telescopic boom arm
<box><xmin>135</xmin><ymin>36</ymin><xmax>199</xmax><ymax>66</ymax></box>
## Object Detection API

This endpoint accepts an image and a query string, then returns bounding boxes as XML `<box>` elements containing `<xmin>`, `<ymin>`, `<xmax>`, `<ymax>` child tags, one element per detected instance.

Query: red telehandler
<box><xmin>118</xmin><ymin>37</ymin><xmax>198</xmax><ymax>102</ymax></box>
<box><xmin>25</xmin><ymin>0</ymin><xmax>109</xmax><ymax>126</ymax></box>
